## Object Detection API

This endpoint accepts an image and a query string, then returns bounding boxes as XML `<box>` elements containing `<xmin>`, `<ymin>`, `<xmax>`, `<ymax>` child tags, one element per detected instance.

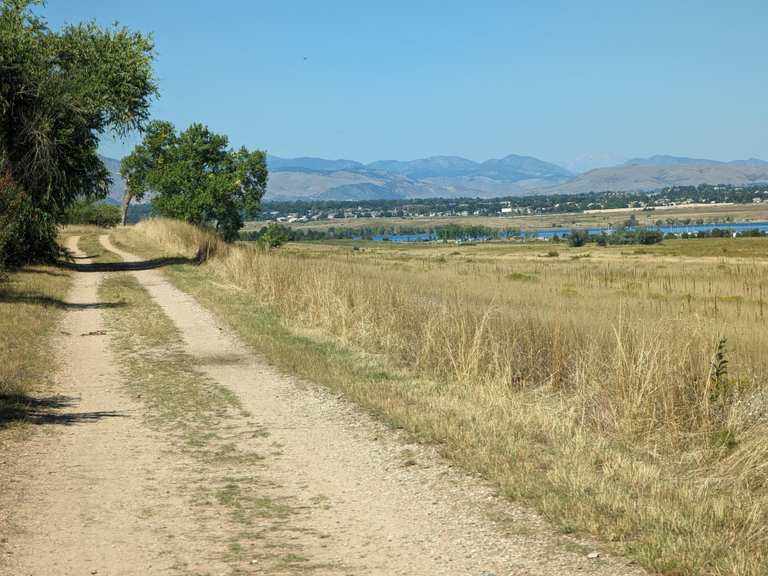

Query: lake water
<box><xmin>361</xmin><ymin>221</ymin><xmax>768</xmax><ymax>243</ymax></box>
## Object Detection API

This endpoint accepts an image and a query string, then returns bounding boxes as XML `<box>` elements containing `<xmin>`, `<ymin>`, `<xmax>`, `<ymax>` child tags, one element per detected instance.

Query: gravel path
<box><xmin>1</xmin><ymin>236</ymin><xmax>227</xmax><ymax>575</ymax></box>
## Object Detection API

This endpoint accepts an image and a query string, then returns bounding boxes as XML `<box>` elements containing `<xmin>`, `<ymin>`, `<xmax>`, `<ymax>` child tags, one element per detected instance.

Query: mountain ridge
<box><xmin>625</xmin><ymin>155</ymin><xmax>768</xmax><ymax>168</ymax></box>
<box><xmin>100</xmin><ymin>153</ymin><xmax>768</xmax><ymax>203</ymax></box>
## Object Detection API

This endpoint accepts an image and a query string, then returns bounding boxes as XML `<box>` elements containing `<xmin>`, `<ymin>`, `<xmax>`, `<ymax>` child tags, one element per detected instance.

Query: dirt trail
<box><xmin>99</xmin><ymin>234</ymin><xmax>644</xmax><ymax>576</ymax></box>
<box><xmin>1</xmin><ymin>237</ymin><xmax>228</xmax><ymax>576</ymax></box>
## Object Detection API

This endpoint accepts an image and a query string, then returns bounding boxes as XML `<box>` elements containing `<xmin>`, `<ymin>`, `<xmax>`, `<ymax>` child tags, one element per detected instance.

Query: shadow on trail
<box><xmin>0</xmin><ymin>292</ymin><xmax>126</xmax><ymax>310</ymax></box>
<box><xmin>59</xmin><ymin>255</ymin><xmax>193</xmax><ymax>273</ymax></box>
<box><xmin>17</xmin><ymin>267</ymin><xmax>70</xmax><ymax>277</ymax></box>
<box><xmin>0</xmin><ymin>394</ymin><xmax>127</xmax><ymax>429</ymax></box>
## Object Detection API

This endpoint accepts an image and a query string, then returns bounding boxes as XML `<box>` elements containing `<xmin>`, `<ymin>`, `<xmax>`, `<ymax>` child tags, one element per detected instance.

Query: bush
<box><xmin>634</xmin><ymin>228</ymin><xmax>664</xmax><ymax>245</ymax></box>
<box><xmin>257</xmin><ymin>223</ymin><xmax>291</xmax><ymax>248</ymax></box>
<box><xmin>63</xmin><ymin>201</ymin><xmax>121</xmax><ymax>227</ymax></box>
<box><xmin>0</xmin><ymin>184</ymin><xmax>60</xmax><ymax>267</ymax></box>
<box><xmin>568</xmin><ymin>230</ymin><xmax>590</xmax><ymax>247</ymax></box>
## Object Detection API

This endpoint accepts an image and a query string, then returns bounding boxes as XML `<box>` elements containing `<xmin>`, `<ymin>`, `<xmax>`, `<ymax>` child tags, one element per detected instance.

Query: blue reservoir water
<box><xmin>359</xmin><ymin>221</ymin><xmax>768</xmax><ymax>243</ymax></box>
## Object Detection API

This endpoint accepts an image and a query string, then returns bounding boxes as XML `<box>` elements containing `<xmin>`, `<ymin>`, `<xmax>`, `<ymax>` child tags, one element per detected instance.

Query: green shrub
<box><xmin>0</xmin><ymin>183</ymin><xmax>60</xmax><ymax>267</ymax></box>
<box><xmin>63</xmin><ymin>201</ymin><xmax>121</xmax><ymax>227</ymax></box>
<box><xmin>257</xmin><ymin>223</ymin><xmax>291</xmax><ymax>248</ymax></box>
<box><xmin>567</xmin><ymin>230</ymin><xmax>590</xmax><ymax>247</ymax></box>
<box><xmin>635</xmin><ymin>228</ymin><xmax>664</xmax><ymax>245</ymax></box>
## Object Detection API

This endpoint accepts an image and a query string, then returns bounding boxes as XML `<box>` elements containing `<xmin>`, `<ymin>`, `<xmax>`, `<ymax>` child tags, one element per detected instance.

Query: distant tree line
<box><xmin>63</xmin><ymin>201</ymin><xmax>121</xmax><ymax>227</ymax></box>
<box><xmin>243</xmin><ymin>221</ymin><xmax>767</xmax><ymax>248</ymax></box>
<box><xmin>565</xmin><ymin>228</ymin><xmax>665</xmax><ymax>247</ymax></box>
<box><xmin>677</xmin><ymin>228</ymin><xmax>767</xmax><ymax>239</ymax></box>
<box><xmin>564</xmin><ymin>226</ymin><xmax>767</xmax><ymax>247</ymax></box>
<box><xmin>241</xmin><ymin>223</ymin><xmax>523</xmax><ymax>243</ymax></box>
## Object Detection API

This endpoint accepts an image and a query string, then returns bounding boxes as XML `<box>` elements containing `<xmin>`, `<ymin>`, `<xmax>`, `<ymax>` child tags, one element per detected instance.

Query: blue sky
<box><xmin>41</xmin><ymin>0</ymin><xmax>768</xmax><ymax>169</ymax></box>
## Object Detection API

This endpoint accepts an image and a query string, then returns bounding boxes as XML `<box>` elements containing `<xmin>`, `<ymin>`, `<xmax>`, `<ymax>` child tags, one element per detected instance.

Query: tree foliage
<box><xmin>0</xmin><ymin>179</ymin><xmax>58</xmax><ymax>264</ymax></box>
<box><xmin>0</xmin><ymin>0</ymin><xmax>156</xmax><ymax>264</ymax></box>
<box><xmin>63</xmin><ymin>200</ymin><xmax>121</xmax><ymax>227</ymax></box>
<box><xmin>256</xmin><ymin>223</ymin><xmax>291</xmax><ymax>248</ymax></box>
<box><xmin>121</xmin><ymin>121</ymin><xmax>268</xmax><ymax>241</ymax></box>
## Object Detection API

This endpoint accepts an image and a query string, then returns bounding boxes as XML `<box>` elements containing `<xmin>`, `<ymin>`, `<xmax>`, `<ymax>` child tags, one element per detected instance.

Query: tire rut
<box><xmin>2</xmin><ymin>236</ymin><xmax>223</xmax><ymax>575</ymax></box>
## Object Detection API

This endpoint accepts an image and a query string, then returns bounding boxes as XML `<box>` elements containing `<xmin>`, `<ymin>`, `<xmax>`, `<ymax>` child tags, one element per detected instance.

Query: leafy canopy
<box><xmin>121</xmin><ymin>121</ymin><xmax>268</xmax><ymax>241</ymax></box>
<box><xmin>257</xmin><ymin>222</ymin><xmax>291</xmax><ymax>248</ymax></box>
<box><xmin>0</xmin><ymin>0</ymin><xmax>156</xmax><ymax>263</ymax></box>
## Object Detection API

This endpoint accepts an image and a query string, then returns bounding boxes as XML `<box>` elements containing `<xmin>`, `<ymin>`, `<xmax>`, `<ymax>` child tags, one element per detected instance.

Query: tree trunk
<box><xmin>121</xmin><ymin>191</ymin><xmax>133</xmax><ymax>226</ymax></box>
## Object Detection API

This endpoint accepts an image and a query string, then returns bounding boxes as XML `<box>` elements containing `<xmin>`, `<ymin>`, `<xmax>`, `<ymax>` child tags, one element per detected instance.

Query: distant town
<box><xmin>254</xmin><ymin>184</ymin><xmax>768</xmax><ymax>224</ymax></box>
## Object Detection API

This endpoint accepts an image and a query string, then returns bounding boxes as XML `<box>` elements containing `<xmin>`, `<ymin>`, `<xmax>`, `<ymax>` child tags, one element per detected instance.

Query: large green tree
<box><xmin>0</xmin><ymin>0</ymin><xmax>156</xmax><ymax>263</ymax></box>
<box><xmin>121</xmin><ymin>121</ymin><xmax>268</xmax><ymax>240</ymax></box>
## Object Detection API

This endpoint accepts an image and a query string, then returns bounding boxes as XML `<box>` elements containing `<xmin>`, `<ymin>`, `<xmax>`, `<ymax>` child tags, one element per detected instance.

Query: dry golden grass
<box><xmin>0</xmin><ymin>248</ymin><xmax>73</xmax><ymax>432</ymax></box>
<box><xmin>129</xmin><ymin>218</ymin><xmax>229</xmax><ymax>262</ymax></box>
<box><xmin>119</xmin><ymin>219</ymin><xmax>768</xmax><ymax>575</ymax></box>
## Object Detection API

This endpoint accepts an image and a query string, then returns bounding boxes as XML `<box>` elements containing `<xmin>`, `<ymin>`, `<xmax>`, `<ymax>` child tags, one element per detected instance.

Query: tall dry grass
<box><xmin>134</xmin><ymin>218</ymin><xmax>229</xmax><ymax>262</ymax></box>
<box><xmin>128</xmin><ymin>219</ymin><xmax>768</xmax><ymax>574</ymax></box>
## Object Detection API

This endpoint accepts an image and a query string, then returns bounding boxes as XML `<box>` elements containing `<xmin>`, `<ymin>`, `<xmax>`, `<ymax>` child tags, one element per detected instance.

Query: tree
<box><xmin>121</xmin><ymin>122</ymin><xmax>268</xmax><ymax>241</ymax></box>
<box><xmin>0</xmin><ymin>0</ymin><xmax>156</xmax><ymax>263</ymax></box>
<box><xmin>258</xmin><ymin>223</ymin><xmax>291</xmax><ymax>248</ymax></box>
<box><xmin>118</xmin><ymin>120</ymin><xmax>175</xmax><ymax>225</ymax></box>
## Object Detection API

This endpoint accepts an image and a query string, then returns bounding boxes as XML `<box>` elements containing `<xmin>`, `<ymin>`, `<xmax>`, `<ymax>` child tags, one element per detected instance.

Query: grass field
<box><xmin>115</xmin><ymin>219</ymin><xmax>768</xmax><ymax>575</ymax></box>
<box><xmin>278</xmin><ymin>234</ymin><xmax>768</xmax><ymax>261</ymax></box>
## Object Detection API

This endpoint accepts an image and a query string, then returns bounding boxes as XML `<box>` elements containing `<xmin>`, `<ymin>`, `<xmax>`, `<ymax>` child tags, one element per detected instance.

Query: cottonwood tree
<box><xmin>0</xmin><ymin>0</ymin><xmax>156</xmax><ymax>263</ymax></box>
<box><xmin>118</xmin><ymin>120</ymin><xmax>174</xmax><ymax>225</ymax></box>
<box><xmin>121</xmin><ymin>121</ymin><xmax>268</xmax><ymax>240</ymax></box>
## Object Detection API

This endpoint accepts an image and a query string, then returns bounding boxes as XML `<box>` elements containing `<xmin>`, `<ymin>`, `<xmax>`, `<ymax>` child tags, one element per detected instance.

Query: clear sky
<box><xmin>40</xmin><ymin>0</ymin><xmax>768</xmax><ymax>169</ymax></box>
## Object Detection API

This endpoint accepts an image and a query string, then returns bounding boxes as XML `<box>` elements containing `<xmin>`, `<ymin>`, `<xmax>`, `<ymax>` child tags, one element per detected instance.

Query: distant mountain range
<box><xmin>265</xmin><ymin>154</ymin><xmax>575</xmax><ymax>201</ymax></box>
<box><xmin>100</xmin><ymin>155</ymin><xmax>126</xmax><ymax>205</ymax></box>
<box><xmin>537</xmin><ymin>156</ymin><xmax>768</xmax><ymax>196</ymax></box>
<box><xmin>624</xmin><ymin>155</ymin><xmax>768</xmax><ymax>168</ymax></box>
<box><xmin>100</xmin><ymin>153</ymin><xmax>768</xmax><ymax>203</ymax></box>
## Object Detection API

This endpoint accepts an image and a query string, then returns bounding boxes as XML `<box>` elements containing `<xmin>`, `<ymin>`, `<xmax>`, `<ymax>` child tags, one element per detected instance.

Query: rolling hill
<box><xmin>265</xmin><ymin>154</ymin><xmax>573</xmax><ymax>200</ymax></box>
<box><xmin>100</xmin><ymin>153</ymin><xmax>768</xmax><ymax>203</ymax></box>
<box><xmin>100</xmin><ymin>155</ymin><xmax>126</xmax><ymax>204</ymax></box>
<box><xmin>538</xmin><ymin>157</ymin><xmax>768</xmax><ymax>195</ymax></box>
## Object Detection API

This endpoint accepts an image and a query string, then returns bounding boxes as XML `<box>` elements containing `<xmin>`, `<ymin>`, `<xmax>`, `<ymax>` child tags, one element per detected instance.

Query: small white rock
<box><xmin>587</xmin><ymin>551</ymin><xmax>601</xmax><ymax>559</ymax></box>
